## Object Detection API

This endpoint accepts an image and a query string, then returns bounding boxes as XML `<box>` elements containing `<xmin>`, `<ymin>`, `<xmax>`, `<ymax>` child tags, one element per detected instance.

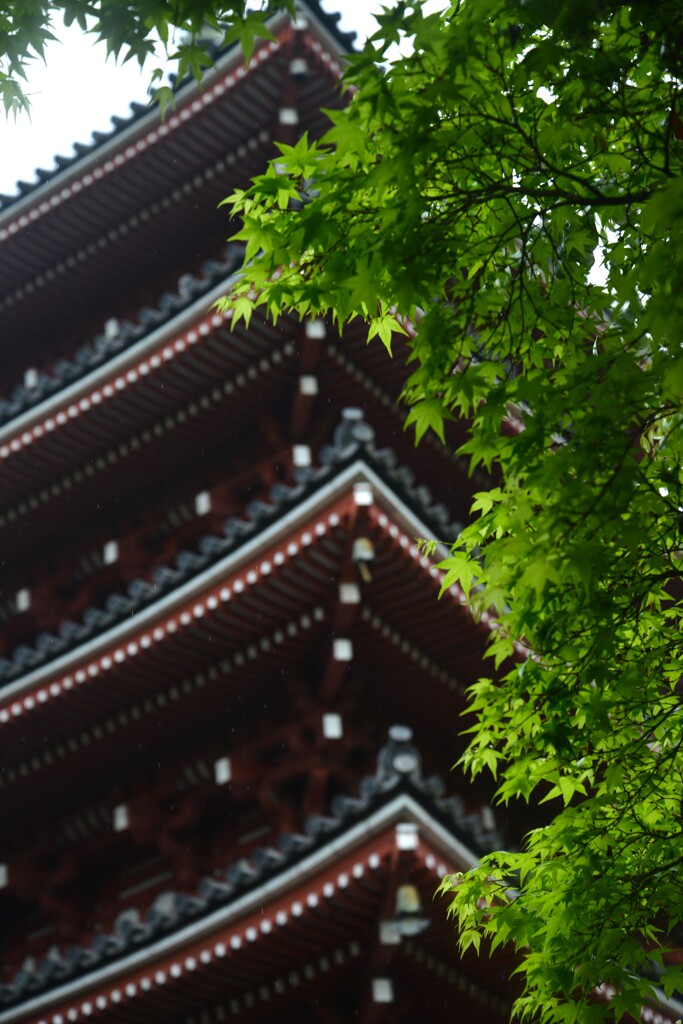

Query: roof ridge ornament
<box><xmin>333</xmin><ymin>407</ymin><xmax>374</xmax><ymax>450</ymax></box>
<box><xmin>376</xmin><ymin>724</ymin><xmax>422</xmax><ymax>786</ymax></box>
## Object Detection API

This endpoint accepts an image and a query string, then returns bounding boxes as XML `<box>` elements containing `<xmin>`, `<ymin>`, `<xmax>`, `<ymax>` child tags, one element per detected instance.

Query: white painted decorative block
<box><xmin>322</xmin><ymin>713</ymin><xmax>343</xmax><ymax>739</ymax></box>
<box><xmin>214</xmin><ymin>757</ymin><xmax>232</xmax><ymax>785</ymax></box>
<box><xmin>372</xmin><ymin>978</ymin><xmax>394</xmax><ymax>1003</ymax></box>
<box><xmin>353</xmin><ymin>482</ymin><xmax>373</xmax><ymax>506</ymax></box>
<box><xmin>194</xmin><ymin>491</ymin><xmax>211</xmax><ymax>516</ymax></box>
<box><xmin>292</xmin><ymin>445</ymin><xmax>311</xmax><ymax>467</ymax></box>
<box><xmin>395</xmin><ymin>821</ymin><xmax>419</xmax><ymax>850</ymax></box>
<box><xmin>103</xmin><ymin>540</ymin><xmax>118</xmax><ymax>565</ymax></box>
<box><xmin>113</xmin><ymin>805</ymin><xmax>129</xmax><ymax>831</ymax></box>
<box><xmin>305</xmin><ymin>319</ymin><xmax>326</xmax><ymax>339</ymax></box>
<box><xmin>339</xmin><ymin>582</ymin><xmax>361</xmax><ymax>605</ymax></box>
<box><xmin>333</xmin><ymin>639</ymin><xmax>353</xmax><ymax>662</ymax></box>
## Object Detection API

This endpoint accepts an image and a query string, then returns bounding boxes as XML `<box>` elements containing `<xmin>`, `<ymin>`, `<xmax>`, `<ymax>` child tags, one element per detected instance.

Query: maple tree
<box><xmin>220</xmin><ymin>1</ymin><xmax>683</xmax><ymax>1021</ymax></box>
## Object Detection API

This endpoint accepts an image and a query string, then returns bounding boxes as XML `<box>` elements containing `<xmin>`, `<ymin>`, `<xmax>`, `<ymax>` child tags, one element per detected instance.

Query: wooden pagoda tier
<box><xmin>0</xmin><ymin>725</ymin><xmax>517</xmax><ymax>1024</ymax></box>
<box><xmin>0</xmin><ymin>2</ymin><xmax>355</xmax><ymax>380</ymax></box>
<box><xmin>0</xmin><ymin>409</ymin><xmax>483</xmax><ymax>732</ymax></box>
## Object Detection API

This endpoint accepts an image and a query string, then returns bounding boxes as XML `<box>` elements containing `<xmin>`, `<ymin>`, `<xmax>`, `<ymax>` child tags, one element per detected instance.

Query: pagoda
<box><xmin>0</xmin><ymin>3</ymin><xmax>671</xmax><ymax>1022</ymax></box>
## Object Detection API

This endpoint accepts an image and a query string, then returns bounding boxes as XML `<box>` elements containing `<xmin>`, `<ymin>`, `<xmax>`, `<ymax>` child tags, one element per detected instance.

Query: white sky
<box><xmin>0</xmin><ymin>2</ymin><xmax>382</xmax><ymax>196</ymax></box>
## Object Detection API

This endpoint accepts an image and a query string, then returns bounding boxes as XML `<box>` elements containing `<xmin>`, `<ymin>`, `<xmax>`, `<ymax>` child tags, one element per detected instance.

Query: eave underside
<box><xmin>3</xmin><ymin>814</ymin><xmax>516</xmax><ymax>1024</ymax></box>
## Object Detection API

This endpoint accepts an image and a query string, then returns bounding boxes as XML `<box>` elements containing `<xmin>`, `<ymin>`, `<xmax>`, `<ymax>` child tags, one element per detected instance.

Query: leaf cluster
<box><xmin>0</xmin><ymin>0</ymin><xmax>289</xmax><ymax>116</ymax></box>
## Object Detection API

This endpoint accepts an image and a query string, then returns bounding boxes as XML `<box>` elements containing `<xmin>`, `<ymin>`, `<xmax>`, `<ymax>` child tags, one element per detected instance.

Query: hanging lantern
<box><xmin>394</xmin><ymin>884</ymin><xmax>430</xmax><ymax>937</ymax></box>
<box><xmin>352</xmin><ymin>536</ymin><xmax>375</xmax><ymax>583</ymax></box>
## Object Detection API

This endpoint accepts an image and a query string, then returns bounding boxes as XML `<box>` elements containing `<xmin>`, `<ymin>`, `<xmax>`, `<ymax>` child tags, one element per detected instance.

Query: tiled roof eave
<box><xmin>0</xmin><ymin>262</ymin><xmax>244</xmax><ymax>447</ymax></box>
<box><xmin>0</xmin><ymin>2</ymin><xmax>352</xmax><ymax>229</ymax></box>
<box><xmin>294</xmin><ymin>0</ymin><xmax>356</xmax><ymax>63</ymax></box>
<box><xmin>0</xmin><ymin>13</ymin><xmax>291</xmax><ymax>228</ymax></box>
<box><xmin>0</xmin><ymin>790</ymin><xmax>478</xmax><ymax>1024</ymax></box>
<box><xmin>0</xmin><ymin>458</ymin><xmax>453</xmax><ymax>704</ymax></box>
